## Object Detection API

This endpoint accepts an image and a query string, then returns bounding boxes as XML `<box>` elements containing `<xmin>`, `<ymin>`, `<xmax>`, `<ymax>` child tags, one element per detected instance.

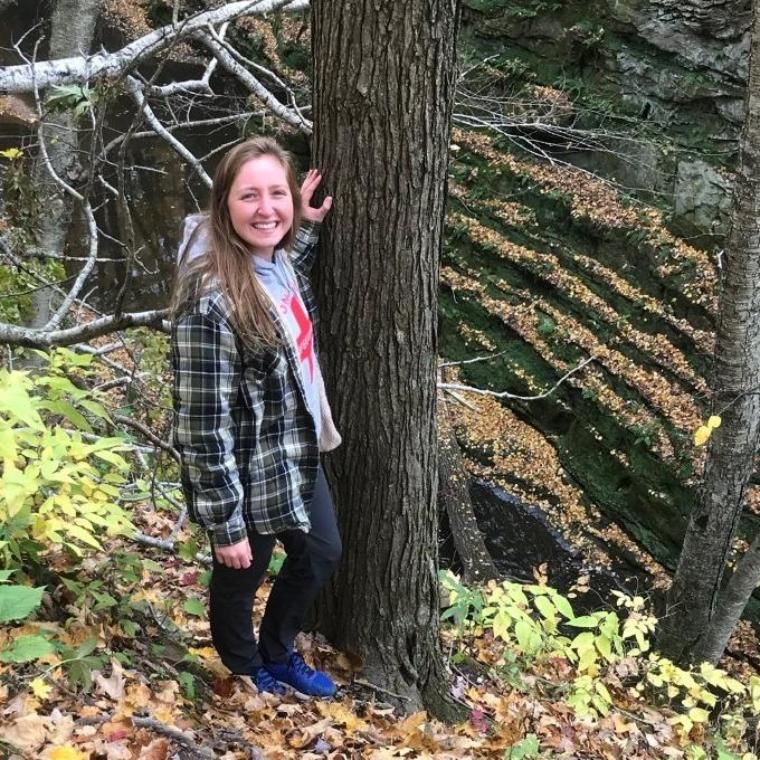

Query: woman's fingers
<box><xmin>215</xmin><ymin>539</ymin><xmax>253</xmax><ymax>569</ymax></box>
<box><xmin>300</xmin><ymin>169</ymin><xmax>321</xmax><ymax>202</ymax></box>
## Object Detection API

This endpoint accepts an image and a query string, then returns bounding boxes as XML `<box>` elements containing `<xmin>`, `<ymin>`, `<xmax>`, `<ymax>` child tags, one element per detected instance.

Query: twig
<box><xmin>125</xmin><ymin>75</ymin><xmax>212</xmax><ymax>187</ymax></box>
<box><xmin>131</xmin><ymin>716</ymin><xmax>216</xmax><ymax>759</ymax></box>
<box><xmin>438</xmin><ymin>356</ymin><xmax>596</xmax><ymax>401</ymax></box>
<box><xmin>438</xmin><ymin>350</ymin><xmax>508</xmax><ymax>369</ymax></box>
<box><xmin>194</xmin><ymin>30</ymin><xmax>311</xmax><ymax>134</ymax></box>
<box><xmin>352</xmin><ymin>678</ymin><xmax>411</xmax><ymax>701</ymax></box>
<box><xmin>113</xmin><ymin>414</ymin><xmax>180</xmax><ymax>462</ymax></box>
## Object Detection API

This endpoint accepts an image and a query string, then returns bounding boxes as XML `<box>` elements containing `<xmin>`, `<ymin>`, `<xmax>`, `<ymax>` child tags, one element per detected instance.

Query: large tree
<box><xmin>311</xmin><ymin>0</ymin><xmax>461</xmax><ymax>715</ymax></box>
<box><xmin>657</xmin><ymin>0</ymin><xmax>760</xmax><ymax>664</ymax></box>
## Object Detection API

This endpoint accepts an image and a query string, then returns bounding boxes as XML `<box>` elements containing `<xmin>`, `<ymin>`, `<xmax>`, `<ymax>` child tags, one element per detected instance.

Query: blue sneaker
<box><xmin>250</xmin><ymin>665</ymin><xmax>286</xmax><ymax>695</ymax></box>
<box><xmin>264</xmin><ymin>653</ymin><xmax>337</xmax><ymax>697</ymax></box>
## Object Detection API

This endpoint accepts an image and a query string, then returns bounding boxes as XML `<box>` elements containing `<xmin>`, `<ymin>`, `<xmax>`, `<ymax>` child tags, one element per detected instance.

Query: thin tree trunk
<box><xmin>657</xmin><ymin>0</ymin><xmax>760</xmax><ymax>665</ymax></box>
<box><xmin>700</xmin><ymin>532</ymin><xmax>760</xmax><ymax>662</ymax></box>
<box><xmin>30</xmin><ymin>0</ymin><xmax>101</xmax><ymax>332</ymax></box>
<box><xmin>312</xmin><ymin>0</ymin><xmax>460</xmax><ymax>717</ymax></box>
<box><xmin>439</xmin><ymin>393</ymin><xmax>499</xmax><ymax>584</ymax></box>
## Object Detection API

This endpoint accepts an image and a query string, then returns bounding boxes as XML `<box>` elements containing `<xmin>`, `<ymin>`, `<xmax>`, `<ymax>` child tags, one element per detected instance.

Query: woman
<box><xmin>171</xmin><ymin>137</ymin><xmax>341</xmax><ymax>697</ymax></box>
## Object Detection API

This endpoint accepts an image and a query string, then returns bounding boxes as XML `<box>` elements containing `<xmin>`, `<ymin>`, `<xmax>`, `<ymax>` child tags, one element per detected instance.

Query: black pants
<box><xmin>208</xmin><ymin>467</ymin><xmax>342</xmax><ymax>673</ymax></box>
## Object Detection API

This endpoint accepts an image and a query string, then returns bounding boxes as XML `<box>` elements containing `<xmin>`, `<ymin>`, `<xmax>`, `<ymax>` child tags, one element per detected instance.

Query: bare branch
<box><xmin>194</xmin><ymin>30</ymin><xmax>312</xmax><ymax>133</ymax></box>
<box><xmin>0</xmin><ymin>0</ymin><xmax>310</xmax><ymax>93</ymax></box>
<box><xmin>0</xmin><ymin>309</ymin><xmax>170</xmax><ymax>347</ymax></box>
<box><xmin>125</xmin><ymin>75</ymin><xmax>212</xmax><ymax>187</ymax></box>
<box><xmin>438</xmin><ymin>350</ymin><xmax>508</xmax><ymax>369</ymax></box>
<box><xmin>113</xmin><ymin>414</ymin><xmax>180</xmax><ymax>462</ymax></box>
<box><xmin>102</xmin><ymin>112</ymin><xmax>258</xmax><ymax>155</ymax></box>
<box><xmin>438</xmin><ymin>355</ymin><xmax>597</xmax><ymax>401</ymax></box>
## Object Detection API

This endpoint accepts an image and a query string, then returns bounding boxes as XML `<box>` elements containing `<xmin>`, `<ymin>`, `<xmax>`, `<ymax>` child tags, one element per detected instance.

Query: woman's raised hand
<box><xmin>300</xmin><ymin>169</ymin><xmax>332</xmax><ymax>223</ymax></box>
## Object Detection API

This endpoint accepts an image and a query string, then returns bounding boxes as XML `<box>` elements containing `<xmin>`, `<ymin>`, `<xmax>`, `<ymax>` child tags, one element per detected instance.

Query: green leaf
<box><xmin>78</xmin><ymin>399</ymin><xmax>111</xmax><ymax>421</ymax></box>
<box><xmin>514</xmin><ymin>619</ymin><xmax>533</xmax><ymax>652</ymax></box>
<box><xmin>0</xmin><ymin>570</ymin><xmax>15</xmax><ymax>583</ymax></box>
<box><xmin>0</xmin><ymin>373</ymin><xmax>44</xmax><ymax>430</ymax></box>
<box><xmin>507</xmin><ymin>733</ymin><xmax>540</xmax><ymax>759</ymax></box>
<box><xmin>74</xmin><ymin>635</ymin><xmax>98</xmax><ymax>659</ymax></box>
<box><xmin>0</xmin><ymin>634</ymin><xmax>55</xmax><ymax>662</ymax></box>
<box><xmin>552</xmin><ymin>593</ymin><xmax>575</xmax><ymax>619</ymax></box>
<box><xmin>0</xmin><ymin>584</ymin><xmax>44</xmax><ymax>622</ymax></box>
<box><xmin>179</xmin><ymin>671</ymin><xmax>196</xmax><ymax>700</ymax></box>
<box><xmin>37</xmin><ymin>400</ymin><xmax>92</xmax><ymax>432</ymax></box>
<box><xmin>533</xmin><ymin>595</ymin><xmax>556</xmax><ymax>620</ymax></box>
<box><xmin>565</xmin><ymin>615</ymin><xmax>599</xmax><ymax>628</ymax></box>
<box><xmin>183</xmin><ymin>597</ymin><xmax>205</xmax><ymax>617</ymax></box>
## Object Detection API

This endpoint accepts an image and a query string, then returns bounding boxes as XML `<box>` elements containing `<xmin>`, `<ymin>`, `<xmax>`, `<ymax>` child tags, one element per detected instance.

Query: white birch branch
<box><xmin>0</xmin><ymin>309</ymin><xmax>170</xmax><ymax>347</ymax></box>
<box><xmin>0</xmin><ymin>0</ymin><xmax>309</xmax><ymax>93</ymax></box>
<box><xmin>125</xmin><ymin>75</ymin><xmax>212</xmax><ymax>187</ymax></box>
<box><xmin>194</xmin><ymin>30</ymin><xmax>312</xmax><ymax>134</ymax></box>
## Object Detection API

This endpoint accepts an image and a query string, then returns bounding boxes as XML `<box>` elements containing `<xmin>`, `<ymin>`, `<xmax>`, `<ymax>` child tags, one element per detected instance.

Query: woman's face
<box><xmin>227</xmin><ymin>155</ymin><xmax>294</xmax><ymax>260</ymax></box>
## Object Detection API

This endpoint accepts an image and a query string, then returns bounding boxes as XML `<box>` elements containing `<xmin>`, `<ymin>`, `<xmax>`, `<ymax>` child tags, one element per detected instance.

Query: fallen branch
<box><xmin>0</xmin><ymin>0</ymin><xmax>310</xmax><ymax>93</ymax></box>
<box><xmin>131</xmin><ymin>716</ymin><xmax>217</xmax><ymax>759</ymax></box>
<box><xmin>0</xmin><ymin>308</ymin><xmax>169</xmax><ymax>347</ymax></box>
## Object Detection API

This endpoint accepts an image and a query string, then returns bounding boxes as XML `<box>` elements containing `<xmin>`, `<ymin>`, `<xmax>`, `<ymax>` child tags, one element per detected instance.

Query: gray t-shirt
<box><xmin>253</xmin><ymin>252</ymin><xmax>322</xmax><ymax>441</ymax></box>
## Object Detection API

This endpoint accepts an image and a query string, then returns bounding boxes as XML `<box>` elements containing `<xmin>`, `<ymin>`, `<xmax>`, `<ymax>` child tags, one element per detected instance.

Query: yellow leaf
<box><xmin>693</xmin><ymin>426</ymin><xmax>711</xmax><ymax>446</ymax></box>
<box><xmin>29</xmin><ymin>678</ymin><xmax>52</xmax><ymax>699</ymax></box>
<box><xmin>707</xmin><ymin>415</ymin><xmax>722</xmax><ymax>429</ymax></box>
<box><xmin>49</xmin><ymin>746</ymin><xmax>87</xmax><ymax>760</ymax></box>
<box><xmin>688</xmin><ymin>707</ymin><xmax>710</xmax><ymax>723</ymax></box>
<box><xmin>0</xmin><ymin>147</ymin><xmax>23</xmax><ymax>160</ymax></box>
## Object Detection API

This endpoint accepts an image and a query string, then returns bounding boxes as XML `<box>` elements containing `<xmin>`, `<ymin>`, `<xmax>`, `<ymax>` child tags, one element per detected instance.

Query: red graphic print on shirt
<box><xmin>281</xmin><ymin>293</ymin><xmax>315</xmax><ymax>380</ymax></box>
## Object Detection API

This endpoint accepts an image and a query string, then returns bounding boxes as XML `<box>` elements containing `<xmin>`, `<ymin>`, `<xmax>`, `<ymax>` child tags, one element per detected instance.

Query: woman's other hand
<box><xmin>214</xmin><ymin>538</ymin><xmax>253</xmax><ymax>569</ymax></box>
<box><xmin>300</xmin><ymin>169</ymin><xmax>332</xmax><ymax>223</ymax></box>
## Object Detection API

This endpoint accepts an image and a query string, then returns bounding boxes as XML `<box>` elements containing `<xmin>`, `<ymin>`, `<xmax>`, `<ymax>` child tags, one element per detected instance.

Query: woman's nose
<box><xmin>257</xmin><ymin>195</ymin><xmax>273</xmax><ymax>215</ymax></box>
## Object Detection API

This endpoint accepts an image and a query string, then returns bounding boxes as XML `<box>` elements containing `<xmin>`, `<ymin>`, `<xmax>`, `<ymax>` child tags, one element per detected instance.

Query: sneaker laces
<box><xmin>289</xmin><ymin>653</ymin><xmax>316</xmax><ymax>678</ymax></box>
<box><xmin>254</xmin><ymin>666</ymin><xmax>281</xmax><ymax>691</ymax></box>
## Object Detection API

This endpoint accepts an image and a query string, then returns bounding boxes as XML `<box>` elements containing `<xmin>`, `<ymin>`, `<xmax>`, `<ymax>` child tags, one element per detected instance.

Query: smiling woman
<box><xmin>169</xmin><ymin>136</ymin><xmax>342</xmax><ymax>698</ymax></box>
<box><xmin>227</xmin><ymin>155</ymin><xmax>296</xmax><ymax>261</ymax></box>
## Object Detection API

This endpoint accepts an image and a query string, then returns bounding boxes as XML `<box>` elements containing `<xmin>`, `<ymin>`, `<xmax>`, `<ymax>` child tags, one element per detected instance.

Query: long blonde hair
<box><xmin>171</xmin><ymin>137</ymin><xmax>302</xmax><ymax>349</ymax></box>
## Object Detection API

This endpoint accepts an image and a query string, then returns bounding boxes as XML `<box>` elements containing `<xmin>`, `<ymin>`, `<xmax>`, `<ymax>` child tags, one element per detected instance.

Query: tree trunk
<box><xmin>30</xmin><ymin>0</ymin><xmax>101</xmax><ymax>331</ymax></box>
<box><xmin>439</xmin><ymin>392</ymin><xmax>499</xmax><ymax>585</ymax></box>
<box><xmin>311</xmin><ymin>0</ymin><xmax>460</xmax><ymax>717</ymax></box>
<box><xmin>657</xmin><ymin>0</ymin><xmax>760</xmax><ymax>665</ymax></box>
<box><xmin>700</xmin><ymin>531</ymin><xmax>760</xmax><ymax>663</ymax></box>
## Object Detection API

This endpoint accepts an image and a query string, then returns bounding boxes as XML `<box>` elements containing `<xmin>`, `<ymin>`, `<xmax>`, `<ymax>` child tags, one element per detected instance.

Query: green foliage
<box><xmin>0</xmin><ymin>634</ymin><xmax>55</xmax><ymax>663</ymax></box>
<box><xmin>506</xmin><ymin>733</ymin><xmax>540</xmax><ymax>758</ymax></box>
<box><xmin>183</xmin><ymin>597</ymin><xmax>205</xmax><ymax>617</ymax></box>
<box><xmin>55</xmin><ymin>635</ymin><xmax>105</xmax><ymax>691</ymax></box>
<box><xmin>0</xmin><ymin>583</ymin><xmax>44</xmax><ymax>622</ymax></box>
<box><xmin>0</xmin><ymin>358</ymin><xmax>134</xmax><ymax>569</ymax></box>
<box><xmin>0</xmin><ymin>146</ymin><xmax>42</xmax><ymax>254</ymax></box>
<box><xmin>46</xmin><ymin>84</ymin><xmax>93</xmax><ymax>118</ymax></box>
<box><xmin>439</xmin><ymin>570</ymin><xmax>759</xmax><ymax>733</ymax></box>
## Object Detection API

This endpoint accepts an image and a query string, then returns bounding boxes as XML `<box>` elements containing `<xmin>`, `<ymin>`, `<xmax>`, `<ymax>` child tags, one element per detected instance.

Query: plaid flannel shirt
<box><xmin>172</xmin><ymin>222</ymin><xmax>331</xmax><ymax>546</ymax></box>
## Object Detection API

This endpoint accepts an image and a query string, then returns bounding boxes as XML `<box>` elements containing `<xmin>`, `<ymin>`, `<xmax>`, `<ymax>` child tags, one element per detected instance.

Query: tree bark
<box><xmin>657</xmin><ymin>0</ymin><xmax>760</xmax><ymax>665</ymax></box>
<box><xmin>24</xmin><ymin>0</ymin><xmax>101</xmax><ymax>356</ymax></box>
<box><xmin>311</xmin><ymin>0</ymin><xmax>460</xmax><ymax>717</ymax></box>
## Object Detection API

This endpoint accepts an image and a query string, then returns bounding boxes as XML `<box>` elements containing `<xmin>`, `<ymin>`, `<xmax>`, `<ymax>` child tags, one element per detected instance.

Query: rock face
<box><xmin>674</xmin><ymin>159</ymin><xmax>733</xmax><ymax>234</ymax></box>
<box><xmin>463</xmin><ymin>0</ymin><xmax>749</xmax><ymax>235</ymax></box>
